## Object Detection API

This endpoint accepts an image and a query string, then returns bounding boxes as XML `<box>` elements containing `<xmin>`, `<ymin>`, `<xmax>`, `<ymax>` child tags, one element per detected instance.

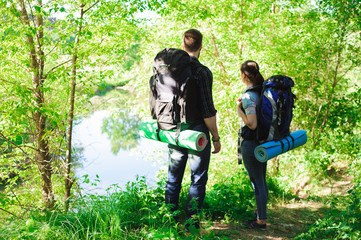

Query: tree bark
<box><xmin>18</xmin><ymin>0</ymin><xmax>54</xmax><ymax>209</ymax></box>
<box><xmin>210</xmin><ymin>33</ymin><xmax>230</xmax><ymax>85</ymax></box>
<box><xmin>64</xmin><ymin>4</ymin><xmax>85</xmax><ymax>211</ymax></box>
<box><xmin>64</xmin><ymin>1</ymin><xmax>100</xmax><ymax>210</ymax></box>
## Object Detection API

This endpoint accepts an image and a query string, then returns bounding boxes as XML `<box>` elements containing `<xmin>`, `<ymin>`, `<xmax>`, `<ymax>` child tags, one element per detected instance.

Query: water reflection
<box><xmin>73</xmin><ymin>110</ymin><xmax>167</xmax><ymax>194</ymax></box>
<box><xmin>101</xmin><ymin>110</ymin><xmax>141</xmax><ymax>154</ymax></box>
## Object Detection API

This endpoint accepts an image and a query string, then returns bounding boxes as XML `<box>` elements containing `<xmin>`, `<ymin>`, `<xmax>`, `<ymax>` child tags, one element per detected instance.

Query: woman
<box><xmin>236</xmin><ymin>60</ymin><xmax>268</xmax><ymax>230</ymax></box>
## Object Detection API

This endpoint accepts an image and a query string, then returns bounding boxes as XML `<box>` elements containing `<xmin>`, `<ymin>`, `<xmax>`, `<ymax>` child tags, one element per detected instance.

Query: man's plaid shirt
<box><xmin>191</xmin><ymin>56</ymin><xmax>217</xmax><ymax>119</ymax></box>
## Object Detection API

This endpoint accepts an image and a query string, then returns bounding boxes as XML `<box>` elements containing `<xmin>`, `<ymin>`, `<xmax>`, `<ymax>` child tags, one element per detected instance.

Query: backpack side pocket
<box><xmin>156</xmin><ymin>100</ymin><xmax>176</xmax><ymax>131</ymax></box>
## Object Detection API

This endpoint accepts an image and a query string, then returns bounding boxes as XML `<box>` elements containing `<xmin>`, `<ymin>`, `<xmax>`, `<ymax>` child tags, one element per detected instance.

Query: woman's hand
<box><xmin>236</xmin><ymin>97</ymin><xmax>242</xmax><ymax>109</ymax></box>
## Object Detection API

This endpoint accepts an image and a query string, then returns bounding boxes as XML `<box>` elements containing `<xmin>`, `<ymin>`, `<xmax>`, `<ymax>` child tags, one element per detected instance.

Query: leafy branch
<box><xmin>44</xmin><ymin>59</ymin><xmax>72</xmax><ymax>79</ymax></box>
<box><xmin>0</xmin><ymin>132</ymin><xmax>36</xmax><ymax>154</ymax></box>
<box><xmin>0</xmin><ymin>207</ymin><xmax>21</xmax><ymax>219</ymax></box>
<box><xmin>84</xmin><ymin>1</ymin><xmax>100</xmax><ymax>14</ymax></box>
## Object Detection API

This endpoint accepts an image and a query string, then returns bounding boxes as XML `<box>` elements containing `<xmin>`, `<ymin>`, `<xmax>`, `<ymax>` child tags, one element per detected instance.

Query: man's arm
<box><xmin>196</xmin><ymin>62</ymin><xmax>221</xmax><ymax>153</ymax></box>
<box><xmin>204</xmin><ymin>116</ymin><xmax>221</xmax><ymax>154</ymax></box>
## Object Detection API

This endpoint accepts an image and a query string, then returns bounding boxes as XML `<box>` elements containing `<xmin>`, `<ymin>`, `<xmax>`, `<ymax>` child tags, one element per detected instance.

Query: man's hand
<box><xmin>204</xmin><ymin>116</ymin><xmax>221</xmax><ymax>153</ymax></box>
<box><xmin>212</xmin><ymin>140</ymin><xmax>221</xmax><ymax>154</ymax></box>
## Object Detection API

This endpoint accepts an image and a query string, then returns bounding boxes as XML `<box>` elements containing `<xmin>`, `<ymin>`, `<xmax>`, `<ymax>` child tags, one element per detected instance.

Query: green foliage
<box><xmin>0</xmin><ymin>0</ymin><xmax>361</xmax><ymax>237</ymax></box>
<box><xmin>295</xmin><ymin>184</ymin><xmax>361</xmax><ymax>240</ymax></box>
<box><xmin>0</xmin><ymin>177</ymin><xmax>228</xmax><ymax>239</ymax></box>
<box><xmin>202</xmin><ymin>173</ymin><xmax>253</xmax><ymax>221</ymax></box>
<box><xmin>56</xmin><ymin>177</ymin><xmax>167</xmax><ymax>238</ymax></box>
<box><xmin>0</xmin><ymin>0</ymin><xmax>162</xmax><ymax>209</ymax></box>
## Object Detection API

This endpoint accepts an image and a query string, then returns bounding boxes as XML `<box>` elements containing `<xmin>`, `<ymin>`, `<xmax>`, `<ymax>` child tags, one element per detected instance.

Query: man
<box><xmin>165</xmin><ymin>28</ymin><xmax>221</xmax><ymax>231</ymax></box>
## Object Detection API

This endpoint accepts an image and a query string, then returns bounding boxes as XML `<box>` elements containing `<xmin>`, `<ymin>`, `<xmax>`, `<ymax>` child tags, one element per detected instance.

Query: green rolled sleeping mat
<box><xmin>139</xmin><ymin>122</ymin><xmax>208</xmax><ymax>151</ymax></box>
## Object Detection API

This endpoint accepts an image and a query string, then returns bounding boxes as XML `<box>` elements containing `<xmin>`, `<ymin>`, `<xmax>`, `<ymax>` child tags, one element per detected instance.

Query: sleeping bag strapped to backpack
<box><xmin>149</xmin><ymin>48</ymin><xmax>202</xmax><ymax>132</ymax></box>
<box><xmin>257</xmin><ymin>75</ymin><xmax>296</xmax><ymax>143</ymax></box>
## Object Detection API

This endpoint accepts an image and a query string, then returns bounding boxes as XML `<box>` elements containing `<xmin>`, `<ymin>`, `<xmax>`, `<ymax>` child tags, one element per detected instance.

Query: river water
<box><xmin>73</xmin><ymin>110</ymin><xmax>168</xmax><ymax>194</ymax></box>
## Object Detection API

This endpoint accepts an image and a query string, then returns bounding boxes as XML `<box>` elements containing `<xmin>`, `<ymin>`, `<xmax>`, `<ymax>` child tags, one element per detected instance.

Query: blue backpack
<box><xmin>257</xmin><ymin>75</ymin><xmax>296</xmax><ymax>143</ymax></box>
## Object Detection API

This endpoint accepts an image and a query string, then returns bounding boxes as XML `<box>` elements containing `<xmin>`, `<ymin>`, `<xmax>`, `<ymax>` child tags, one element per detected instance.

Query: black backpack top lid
<box><xmin>153</xmin><ymin>48</ymin><xmax>192</xmax><ymax>102</ymax></box>
<box><xmin>154</xmin><ymin>48</ymin><xmax>191</xmax><ymax>82</ymax></box>
<box><xmin>264</xmin><ymin>75</ymin><xmax>294</xmax><ymax>89</ymax></box>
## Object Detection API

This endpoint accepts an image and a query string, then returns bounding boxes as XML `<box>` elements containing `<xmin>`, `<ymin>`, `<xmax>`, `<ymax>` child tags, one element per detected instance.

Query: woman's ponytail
<box><xmin>240</xmin><ymin>60</ymin><xmax>264</xmax><ymax>86</ymax></box>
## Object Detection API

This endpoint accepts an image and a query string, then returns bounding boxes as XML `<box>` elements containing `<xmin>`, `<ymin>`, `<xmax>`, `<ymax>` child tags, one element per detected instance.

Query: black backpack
<box><xmin>149</xmin><ymin>48</ymin><xmax>202</xmax><ymax>133</ymax></box>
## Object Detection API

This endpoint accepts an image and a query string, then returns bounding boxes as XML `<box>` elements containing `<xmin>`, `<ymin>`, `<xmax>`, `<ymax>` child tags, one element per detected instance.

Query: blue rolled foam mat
<box><xmin>254</xmin><ymin>130</ymin><xmax>307</xmax><ymax>163</ymax></box>
<box><xmin>139</xmin><ymin>122</ymin><xmax>208</xmax><ymax>151</ymax></box>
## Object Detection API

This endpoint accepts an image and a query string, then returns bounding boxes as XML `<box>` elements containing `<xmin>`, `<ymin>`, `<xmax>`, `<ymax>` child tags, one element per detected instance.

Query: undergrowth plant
<box><xmin>0</xmin><ymin>177</ymin><xmax>234</xmax><ymax>239</ymax></box>
<box><xmin>295</xmin><ymin>184</ymin><xmax>361</xmax><ymax>240</ymax></box>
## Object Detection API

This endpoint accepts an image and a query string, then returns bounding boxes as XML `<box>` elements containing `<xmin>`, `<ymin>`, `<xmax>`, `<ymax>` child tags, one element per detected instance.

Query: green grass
<box><xmin>0</xmin><ymin>177</ymin><xmax>228</xmax><ymax>239</ymax></box>
<box><xmin>1</xmin><ymin>170</ymin><xmax>361</xmax><ymax>239</ymax></box>
<box><xmin>0</xmin><ymin>177</ymin><xmax>167</xmax><ymax>239</ymax></box>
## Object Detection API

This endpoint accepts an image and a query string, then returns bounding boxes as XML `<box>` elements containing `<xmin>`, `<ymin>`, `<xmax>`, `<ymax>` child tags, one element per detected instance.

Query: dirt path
<box><xmin>210</xmin><ymin>201</ymin><xmax>328</xmax><ymax>239</ymax></box>
<box><xmin>210</xmin><ymin>175</ymin><xmax>354</xmax><ymax>239</ymax></box>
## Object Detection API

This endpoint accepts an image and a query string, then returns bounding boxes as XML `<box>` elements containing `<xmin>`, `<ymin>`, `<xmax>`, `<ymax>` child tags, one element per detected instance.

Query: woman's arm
<box><xmin>237</xmin><ymin>98</ymin><xmax>257</xmax><ymax>130</ymax></box>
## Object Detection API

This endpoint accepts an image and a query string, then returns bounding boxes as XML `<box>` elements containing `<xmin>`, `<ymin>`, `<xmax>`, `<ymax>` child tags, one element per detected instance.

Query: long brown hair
<box><xmin>240</xmin><ymin>60</ymin><xmax>264</xmax><ymax>86</ymax></box>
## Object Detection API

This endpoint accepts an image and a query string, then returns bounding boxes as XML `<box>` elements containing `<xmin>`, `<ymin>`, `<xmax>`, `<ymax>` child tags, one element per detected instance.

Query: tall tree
<box><xmin>16</xmin><ymin>0</ymin><xmax>55</xmax><ymax>208</ymax></box>
<box><xmin>0</xmin><ymin>0</ymin><xmax>159</xmax><ymax>210</ymax></box>
<box><xmin>64</xmin><ymin>1</ymin><xmax>101</xmax><ymax>212</ymax></box>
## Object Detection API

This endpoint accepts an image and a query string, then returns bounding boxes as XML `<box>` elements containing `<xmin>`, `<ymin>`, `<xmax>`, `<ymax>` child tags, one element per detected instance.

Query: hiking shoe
<box><xmin>242</xmin><ymin>220</ymin><xmax>266</xmax><ymax>230</ymax></box>
<box><xmin>184</xmin><ymin>223</ymin><xmax>200</xmax><ymax>233</ymax></box>
<box><xmin>252</xmin><ymin>210</ymin><xmax>258</xmax><ymax>220</ymax></box>
<box><xmin>184</xmin><ymin>218</ymin><xmax>200</xmax><ymax>233</ymax></box>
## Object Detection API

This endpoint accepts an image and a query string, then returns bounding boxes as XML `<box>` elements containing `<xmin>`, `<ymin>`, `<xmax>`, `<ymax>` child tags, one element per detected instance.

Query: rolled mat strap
<box><xmin>254</xmin><ymin>130</ymin><xmax>308</xmax><ymax>163</ymax></box>
<box><xmin>289</xmin><ymin>135</ymin><xmax>295</xmax><ymax>149</ymax></box>
<box><xmin>156</xmin><ymin>128</ymin><xmax>161</xmax><ymax>141</ymax></box>
<box><xmin>175</xmin><ymin>122</ymin><xmax>181</xmax><ymax>146</ymax></box>
<box><xmin>139</xmin><ymin>121</ymin><xmax>208</xmax><ymax>152</ymax></box>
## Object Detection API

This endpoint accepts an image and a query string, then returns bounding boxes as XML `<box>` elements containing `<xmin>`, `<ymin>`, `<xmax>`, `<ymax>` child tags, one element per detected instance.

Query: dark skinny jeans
<box><xmin>165</xmin><ymin>123</ymin><xmax>211</xmax><ymax>217</ymax></box>
<box><xmin>241</xmin><ymin>139</ymin><xmax>269</xmax><ymax>220</ymax></box>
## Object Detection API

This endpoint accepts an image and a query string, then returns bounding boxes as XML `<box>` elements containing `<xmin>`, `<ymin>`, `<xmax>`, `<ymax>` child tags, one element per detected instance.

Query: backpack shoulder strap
<box><xmin>244</xmin><ymin>85</ymin><xmax>263</xmax><ymax>143</ymax></box>
<box><xmin>190</xmin><ymin>60</ymin><xmax>204</xmax><ymax>78</ymax></box>
<box><xmin>149</xmin><ymin>76</ymin><xmax>157</xmax><ymax>119</ymax></box>
<box><xmin>244</xmin><ymin>85</ymin><xmax>263</xmax><ymax>94</ymax></box>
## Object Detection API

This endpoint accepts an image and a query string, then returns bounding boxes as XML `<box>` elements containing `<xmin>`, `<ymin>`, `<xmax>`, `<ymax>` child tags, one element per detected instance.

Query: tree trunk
<box><xmin>64</xmin><ymin>1</ymin><xmax>100</xmax><ymax>210</ymax></box>
<box><xmin>35</xmin><ymin>105</ymin><xmax>54</xmax><ymax>209</ymax></box>
<box><xmin>64</xmin><ymin>4</ymin><xmax>85</xmax><ymax>211</ymax></box>
<box><xmin>210</xmin><ymin>33</ymin><xmax>230</xmax><ymax>85</ymax></box>
<box><xmin>18</xmin><ymin>0</ymin><xmax>54</xmax><ymax>209</ymax></box>
<box><xmin>64</xmin><ymin>61</ymin><xmax>76</xmax><ymax>211</ymax></box>
<box><xmin>313</xmin><ymin>44</ymin><xmax>343</xmax><ymax>146</ymax></box>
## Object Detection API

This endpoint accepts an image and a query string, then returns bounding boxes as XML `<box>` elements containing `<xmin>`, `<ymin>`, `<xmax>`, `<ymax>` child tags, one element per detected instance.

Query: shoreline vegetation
<box><xmin>0</xmin><ymin>168</ymin><xmax>357</xmax><ymax>239</ymax></box>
